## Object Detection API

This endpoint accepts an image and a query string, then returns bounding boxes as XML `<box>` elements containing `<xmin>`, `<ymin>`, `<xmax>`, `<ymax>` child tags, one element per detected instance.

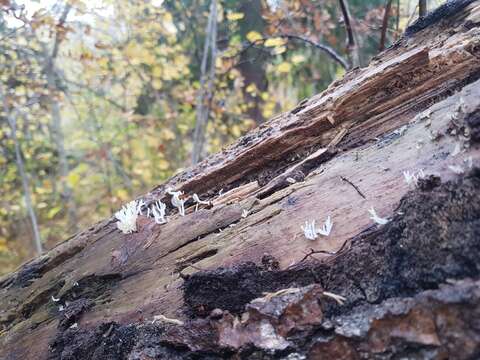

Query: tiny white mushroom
<box><xmin>403</xmin><ymin>170</ymin><xmax>417</xmax><ymax>186</ymax></box>
<box><xmin>464</xmin><ymin>156</ymin><xmax>473</xmax><ymax>169</ymax></box>
<box><xmin>403</xmin><ymin>169</ymin><xmax>425</xmax><ymax>187</ymax></box>
<box><xmin>317</xmin><ymin>216</ymin><xmax>333</xmax><ymax>237</ymax></box>
<box><xmin>451</xmin><ymin>143</ymin><xmax>462</xmax><ymax>157</ymax></box>
<box><xmin>167</xmin><ymin>189</ymin><xmax>186</xmax><ymax>216</ymax></box>
<box><xmin>151</xmin><ymin>200</ymin><xmax>167</xmax><ymax>224</ymax></box>
<box><xmin>115</xmin><ymin>200</ymin><xmax>143</xmax><ymax>234</ymax></box>
<box><xmin>448</xmin><ymin>165</ymin><xmax>464</xmax><ymax>174</ymax></box>
<box><xmin>301</xmin><ymin>220</ymin><xmax>318</xmax><ymax>241</ymax></box>
<box><xmin>242</xmin><ymin>209</ymin><xmax>249</xmax><ymax>218</ymax></box>
<box><xmin>192</xmin><ymin>193</ymin><xmax>210</xmax><ymax>212</ymax></box>
<box><xmin>368</xmin><ymin>207</ymin><xmax>389</xmax><ymax>225</ymax></box>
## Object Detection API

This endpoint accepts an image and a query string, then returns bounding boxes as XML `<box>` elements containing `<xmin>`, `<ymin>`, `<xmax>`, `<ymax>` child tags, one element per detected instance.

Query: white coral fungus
<box><xmin>301</xmin><ymin>220</ymin><xmax>318</xmax><ymax>240</ymax></box>
<box><xmin>368</xmin><ymin>207</ymin><xmax>389</xmax><ymax>225</ymax></box>
<box><xmin>115</xmin><ymin>200</ymin><xmax>144</xmax><ymax>234</ymax></box>
<box><xmin>448</xmin><ymin>165</ymin><xmax>464</xmax><ymax>174</ymax></box>
<box><xmin>242</xmin><ymin>209</ymin><xmax>250</xmax><ymax>218</ymax></box>
<box><xmin>403</xmin><ymin>169</ymin><xmax>425</xmax><ymax>186</ymax></box>
<box><xmin>151</xmin><ymin>200</ymin><xmax>167</xmax><ymax>224</ymax></box>
<box><xmin>465</xmin><ymin>156</ymin><xmax>473</xmax><ymax>169</ymax></box>
<box><xmin>167</xmin><ymin>189</ymin><xmax>186</xmax><ymax>216</ymax></box>
<box><xmin>317</xmin><ymin>216</ymin><xmax>333</xmax><ymax>236</ymax></box>
<box><xmin>192</xmin><ymin>193</ymin><xmax>210</xmax><ymax>212</ymax></box>
<box><xmin>301</xmin><ymin>216</ymin><xmax>333</xmax><ymax>240</ymax></box>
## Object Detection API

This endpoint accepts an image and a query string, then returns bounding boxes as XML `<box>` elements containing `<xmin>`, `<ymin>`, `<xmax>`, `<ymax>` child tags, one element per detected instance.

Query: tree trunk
<box><xmin>192</xmin><ymin>0</ymin><xmax>218</xmax><ymax>165</ymax></box>
<box><xmin>0</xmin><ymin>86</ymin><xmax>43</xmax><ymax>256</ymax></box>
<box><xmin>1</xmin><ymin>2</ymin><xmax>480</xmax><ymax>359</ymax></box>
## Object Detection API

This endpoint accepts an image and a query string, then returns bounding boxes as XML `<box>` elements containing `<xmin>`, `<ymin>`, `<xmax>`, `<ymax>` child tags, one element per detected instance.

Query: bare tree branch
<box><xmin>379</xmin><ymin>0</ymin><xmax>393</xmax><ymax>51</ymax></box>
<box><xmin>277</xmin><ymin>34</ymin><xmax>349</xmax><ymax>70</ymax></box>
<box><xmin>225</xmin><ymin>34</ymin><xmax>348</xmax><ymax>70</ymax></box>
<box><xmin>338</xmin><ymin>0</ymin><xmax>360</xmax><ymax>67</ymax></box>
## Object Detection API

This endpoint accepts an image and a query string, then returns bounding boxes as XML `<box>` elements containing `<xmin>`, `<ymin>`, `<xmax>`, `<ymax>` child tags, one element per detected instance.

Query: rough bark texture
<box><xmin>2</xmin><ymin>2</ymin><xmax>480</xmax><ymax>359</ymax></box>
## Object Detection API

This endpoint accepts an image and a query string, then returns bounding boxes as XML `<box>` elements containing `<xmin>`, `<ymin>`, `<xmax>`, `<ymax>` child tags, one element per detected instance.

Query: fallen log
<box><xmin>1</xmin><ymin>1</ymin><xmax>480</xmax><ymax>359</ymax></box>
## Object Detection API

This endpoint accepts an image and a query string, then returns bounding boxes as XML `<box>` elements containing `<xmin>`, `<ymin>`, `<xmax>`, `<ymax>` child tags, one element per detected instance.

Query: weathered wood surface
<box><xmin>1</xmin><ymin>2</ymin><xmax>480</xmax><ymax>359</ymax></box>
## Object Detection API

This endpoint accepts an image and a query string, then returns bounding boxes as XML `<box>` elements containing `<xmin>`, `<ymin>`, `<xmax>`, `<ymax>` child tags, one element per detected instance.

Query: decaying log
<box><xmin>1</xmin><ymin>1</ymin><xmax>480</xmax><ymax>359</ymax></box>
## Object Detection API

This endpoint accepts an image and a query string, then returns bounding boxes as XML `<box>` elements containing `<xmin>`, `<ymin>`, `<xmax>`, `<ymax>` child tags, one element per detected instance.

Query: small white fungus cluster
<box><xmin>368</xmin><ymin>207</ymin><xmax>389</xmax><ymax>225</ymax></box>
<box><xmin>403</xmin><ymin>169</ymin><xmax>425</xmax><ymax>186</ymax></box>
<box><xmin>115</xmin><ymin>200</ymin><xmax>144</xmax><ymax>234</ymax></box>
<box><xmin>151</xmin><ymin>200</ymin><xmax>167</xmax><ymax>224</ymax></box>
<box><xmin>301</xmin><ymin>216</ymin><xmax>333</xmax><ymax>240</ymax></box>
<box><xmin>167</xmin><ymin>189</ymin><xmax>186</xmax><ymax>216</ymax></box>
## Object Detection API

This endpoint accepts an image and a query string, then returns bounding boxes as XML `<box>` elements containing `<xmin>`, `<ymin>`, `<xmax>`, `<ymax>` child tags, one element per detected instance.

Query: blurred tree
<box><xmin>0</xmin><ymin>0</ymin><xmax>426</xmax><ymax>274</ymax></box>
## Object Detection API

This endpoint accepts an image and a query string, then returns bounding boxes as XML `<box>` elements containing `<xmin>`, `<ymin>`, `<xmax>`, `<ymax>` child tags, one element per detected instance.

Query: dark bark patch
<box><xmin>58</xmin><ymin>298</ymin><xmax>94</xmax><ymax>330</ymax></box>
<box><xmin>405</xmin><ymin>0</ymin><xmax>477</xmax><ymax>36</ymax></box>
<box><xmin>466</xmin><ymin>107</ymin><xmax>480</xmax><ymax>143</ymax></box>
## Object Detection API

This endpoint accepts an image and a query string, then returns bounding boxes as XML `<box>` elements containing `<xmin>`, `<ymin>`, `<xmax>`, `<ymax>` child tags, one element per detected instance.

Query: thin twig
<box><xmin>291</xmin><ymin>239</ymin><xmax>351</xmax><ymax>268</ymax></box>
<box><xmin>277</xmin><ymin>34</ymin><xmax>349</xmax><ymax>69</ymax></box>
<box><xmin>224</xmin><ymin>34</ymin><xmax>349</xmax><ymax>70</ymax></box>
<box><xmin>340</xmin><ymin>176</ymin><xmax>366</xmax><ymax>199</ymax></box>
<box><xmin>338</xmin><ymin>0</ymin><xmax>359</xmax><ymax>67</ymax></box>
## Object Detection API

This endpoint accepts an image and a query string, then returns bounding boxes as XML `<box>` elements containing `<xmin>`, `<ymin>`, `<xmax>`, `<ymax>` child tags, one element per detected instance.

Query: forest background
<box><xmin>0</xmin><ymin>0</ymin><xmax>441</xmax><ymax>274</ymax></box>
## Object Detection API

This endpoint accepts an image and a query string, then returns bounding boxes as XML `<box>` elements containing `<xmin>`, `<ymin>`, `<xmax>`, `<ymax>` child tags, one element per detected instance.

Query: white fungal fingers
<box><xmin>301</xmin><ymin>216</ymin><xmax>333</xmax><ymax>240</ymax></box>
<box><xmin>317</xmin><ymin>216</ymin><xmax>333</xmax><ymax>236</ymax></box>
<box><xmin>448</xmin><ymin>164</ymin><xmax>464</xmax><ymax>174</ymax></box>
<box><xmin>151</xmin><ymin>200</ymin><xmax>167</xmax><ymax>224</ymax></box>
<box><xmin>301</xmin><ymin>220</ymin><xmax>318</xmax><ymax>240</ymax></box>
<box><xmin>167</xmin><ymin>189</ymin><xmax>186</xmax><ymax>216</ymax></box>
<box><xmin>192</xmin><ymin>193</ymin><xmax>210</xmax><ymax>212</ymax></box>
<box><xmin>403</xmin><ymin>169</ymin><xmax>425</xmax><ymax>186</ymax></box>
<box><xmin>368</xmin><ymin>207</ymin><xmax>389</xmax><ymax>225</ymax></box>
<box><xmin>115</xmin><ymin>199</ymin><xmax>143</xmax><ymax>234</ymax></box>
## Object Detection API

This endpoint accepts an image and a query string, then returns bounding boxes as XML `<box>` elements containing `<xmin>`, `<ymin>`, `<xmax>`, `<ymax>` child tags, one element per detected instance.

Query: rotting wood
<box><xmin>1</xmin><ymin>3</ymin><xmax>480</xmax><ymax>359</ymax></box>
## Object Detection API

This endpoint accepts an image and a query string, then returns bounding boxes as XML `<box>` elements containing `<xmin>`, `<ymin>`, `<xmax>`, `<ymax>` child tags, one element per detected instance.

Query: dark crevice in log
<box><xmin>174</xmin><ymin>248</ymin><xmax>219</xmax><ymax>273</ymax></box>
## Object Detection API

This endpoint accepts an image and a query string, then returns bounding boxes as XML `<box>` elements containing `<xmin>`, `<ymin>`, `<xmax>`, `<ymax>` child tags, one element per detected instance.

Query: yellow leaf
<box><xmin>47</xmin><ymin>206</ymin><xmax>62</xmax><ymax>219</ymax></box>
<box><xmin>158</xmin><ymin>159</ymin><xmax>169</xmax><ymax>171</ymax></box>
<box><xmin>231</xmin><ymin>125</ymin><xmax>241</xmax><ymax>138</ymax></box>
<box><xmin>245</xmin><ymin>83</ymin><xmax>258</xmax><ymax>94</ymax></box>
<box><xmin>97</xmin><ymin>57</ymin><xmax>109</xmax><ymax>68</ymax></box>
<box><xmin>152</xmin><ymin>66</ymin><xmax>163</xmax><ymax>78</ymax></box>
<box><xmin>246</xmin><ymin>31</ymin><xmax>262</xmax><ymax>43</ymax></box>
<box><xmin>161</xmin><ymin>128</ymin><xmax>176</xmax><ymax>141</ymax></box>
<box><xmin>67</xmin><ymin>172</ymin><xmax>80</xmax><ymax>187</ymax></box>
<box><xmin>37</xmin><ymin>202</ymin><xmax>48</xmax><ymax>209</ymax></box>
<box><xmin>0</xmin><ymin>241</ymin><xmax>9</xmax><ymax>254</ymax></box>
<box><xmin>264</xmin><ymin>37</ymin><xmax>286</xmax><ymax>47</ymax></box>
<box><xmin>272</xmin><ymin>46</ymin><xmax>286</xmax><ymax>55</ymax></box>
<box><xmin>226</xmin><ymin>12</ymin><xmax>244</xmax><ymax>21</ymax></box>
<box><xmin>115</xmin><ymin>188</ymin><xmax>129</xmax><ymax>201</ymax></box>
<box><xmin>277</xmin><ymin>62</ymin><xmax>292</xmax><ymax>73</ymax></box>
<box><xmin>152</xmin><ymin>79</ymin><xmax>163</xmax><ymax>90</ymax></box>
<box><xmin>291</xmin><ymin>54</ymin><xmax>305</xmax><ymax>64</ymax></box>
